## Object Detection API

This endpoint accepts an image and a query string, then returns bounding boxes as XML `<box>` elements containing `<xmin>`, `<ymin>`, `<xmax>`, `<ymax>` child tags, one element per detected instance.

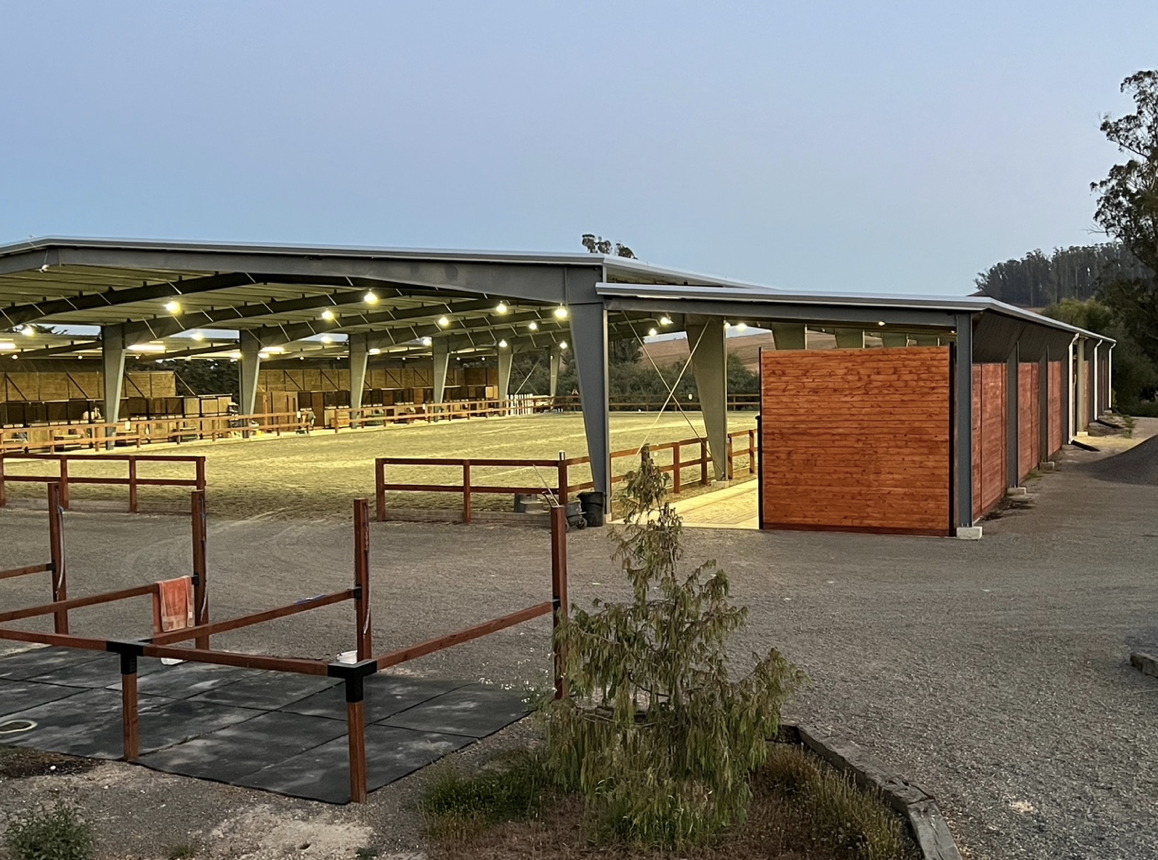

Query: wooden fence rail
<box><xmin>374</xmin><ymin>428</ymin><xmax>758</xmax><ymax>523</ymax></box>
<box><xmin>0</xmin><ymin>453</ymin><xmax>206</xmax><ymax>512</ymax></box>
<box><xmin>0</xmin><ymin>493</ymin><xmax>568</xmax><ymax>804</ymax></box>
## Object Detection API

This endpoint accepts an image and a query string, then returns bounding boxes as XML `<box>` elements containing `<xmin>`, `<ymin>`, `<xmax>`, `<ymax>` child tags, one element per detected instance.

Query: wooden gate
<box><xmin>759</xmin><ymin>346</ymin><xmax>951</xmax><ymax>536</ymax></box>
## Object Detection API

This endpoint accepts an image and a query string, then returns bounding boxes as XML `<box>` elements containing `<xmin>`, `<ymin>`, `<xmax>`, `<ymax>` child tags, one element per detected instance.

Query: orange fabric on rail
<box><xmin>154</xmin><ymin>576</ymin><xmax>194</xmax><ymax>633</ymax></box>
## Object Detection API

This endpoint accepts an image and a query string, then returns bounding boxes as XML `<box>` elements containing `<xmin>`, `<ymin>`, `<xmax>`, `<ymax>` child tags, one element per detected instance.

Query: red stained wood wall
<box><xmin>1048</xmin><ymin>361</ymin><xmax>1063</xmax><ymax>455</ymax></box>
<box><xmin>1018</xmin><ymin>364</ymin><xmax>1041</xmax><ymax>482</ymax></box>
<box><xmin>971</xmin><ymin>364</ymin><xmax>1006</xmax><ymax>520</ymax></box>
<box><xmin>759</xmin><ymin>347</ymin><xmax>950</xmax><ymax>536</ymax></box>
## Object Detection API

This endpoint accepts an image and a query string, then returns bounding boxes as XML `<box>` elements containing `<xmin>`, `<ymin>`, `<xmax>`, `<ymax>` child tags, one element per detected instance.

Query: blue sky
<box><xmin>2</xmin><ymin>1</ymin><xmax>1154</xmax><ymax>296</ymax></box>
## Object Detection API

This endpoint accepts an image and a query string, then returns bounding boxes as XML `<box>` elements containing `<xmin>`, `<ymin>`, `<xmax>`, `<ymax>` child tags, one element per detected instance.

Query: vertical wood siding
<box><xmin>1048</xmin><ymin>361</ymin><xmax>1063</xmax><ymax>455</ymax></box>
<box><xmin>971</xmin><ymin>364</ymin><xmax>1006</xmax><ymax>520</ymax></box>
<box><xmin>1018</xmin><ymin>364</ymin><xmax>1041</xmax><ymax>481</ymax></box>
<box><xmin>759</xmin><ymin>347</ymin><xmax>950</xmax><ymax>535</ymax></box>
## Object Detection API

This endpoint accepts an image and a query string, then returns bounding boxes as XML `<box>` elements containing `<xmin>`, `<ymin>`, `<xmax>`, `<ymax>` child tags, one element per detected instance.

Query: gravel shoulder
<box><xmin>1</xmin><ymin>420</ymin><xmax>1156</xmax><ymax>859</ymax></box>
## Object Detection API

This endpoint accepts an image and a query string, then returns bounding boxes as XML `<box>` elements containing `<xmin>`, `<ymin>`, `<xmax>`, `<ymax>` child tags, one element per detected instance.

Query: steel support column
<box><xmin>1038</xmin><ymin>354</ymin><xmax>1049</xmax><ymax>465</ymax></box>
<box><xmin>771</xmin><ymin>323</ymin><xmax>806</xmax><ymax>350</ymax></box>
<box><xmin>687</xmin><ymin>319</ymin><xmax>729</xmax><ymax>481</ymax></box>
<box><xmin>432</xmin><ymin>339</ymin><xmax>449</xmax><ymax>404</ymax></box>
<box><xmin>100</xmin><ymin>324</ymin><xmax>127</xmax><ymax>433</ymax></box>
<box><xmin>549</xmin><ymin>344</ymin><xmax>562</xmax><ymax>397</ymax></box>
<box><xmin>954</xmin><ymin>313</ymin><xmax>976</xmax><ymax>536</ymax></box>
<box><xmin>569</xmin><ymin>304</ymin><xmax>610</xmax><ymax>510</ymax></box>
<box><xmin>1102</xmin><ymin>344</ymin><xmax>1111</xmax><ymax>412</ymax></box>
<box><xmin>1006</xmin><ymin>345</ymin><xmax>1019</xmax><ymax>488</ymax></box>
<box><xmin>1075</xmin><ymin>338</ymin><xmax>1087</xmax><ymax>433</ymax></box>
<box><xmin>1064</xmin><ymin>337</ymin><xmax>1075</xmax><ymax>442</ymax></box>
<box><xmin>497</xmin><ymin>347</ymin><xmax>513</xmax><ymax>402</ymax></box>
<box><xmin>239</xmin><ymin>331</ymin><xmax>262</xmax><ymax>417</ymax></box>
<box><xmin>348</xmin><ymin>333</ymin><xmax>369</xmax><ymax>412</ymax></box>
<box><xmin>834</xmin><ymin>328</ymin><xmax>865</xmax><ymax>348</ymax></box>
<box><xmin>1091</xmin><ymin>340</ymin><xmax>1100</xmax><ymax>419</ymax></box>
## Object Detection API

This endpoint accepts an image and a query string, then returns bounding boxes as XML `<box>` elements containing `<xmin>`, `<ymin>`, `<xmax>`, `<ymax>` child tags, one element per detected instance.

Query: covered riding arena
<box><xmin>0</xmin><ymin>237</ymin><xmax>1114</xmax><ymax>535</ymax></box>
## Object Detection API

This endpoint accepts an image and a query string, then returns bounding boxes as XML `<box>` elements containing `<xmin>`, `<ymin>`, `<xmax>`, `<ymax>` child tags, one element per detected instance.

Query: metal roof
<box><xmin>0</xmin><ymin>237</ymin><xmax>1112</xmax><ymax>362</ymax></box>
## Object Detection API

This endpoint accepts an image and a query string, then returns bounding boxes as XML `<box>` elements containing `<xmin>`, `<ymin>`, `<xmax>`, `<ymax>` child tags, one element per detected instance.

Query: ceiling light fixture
<box><xmin>164</xmin><ymin>300</ymin><xmax>181</xmax><ymax>314</ymax></box>
<box><xmin>648</xmin><ymin>327</ymin><xmax>658</xmax><ymax>337</ymax></box>
<box><xmin>528</xmin><ymin>321</ymin><xmax>538</xmax><ymax>331</ymax></box>
<box><xmin>364</xmin><ymin>291</ymin><xmax>379</xmax><ymax>304</ymax></box>
<box><xmin>736</xmin><ymin>322</ymin><xmax>747</xmax><ymax>331</ymax></box>
<box><xmin>21</xmin><ymin>325</ymin><xmax>35</xmax><ymax>336</ymax></box>
<box><xmin>498</xmin><ymin>339</ymin><xmax>508</xmax><ymax>348</ymax></box>
<box><xmin>495</xmin><ymin>302</ymin><xmax>508</xmax><ymax>314</ymax></box>
<box><xmin>553</xmin><ymin>306</ymin><xmax>568</xmax><ymax>319</ymax></box>
<box><xmin>421</xmin><ymin>336</ymin><xmax>432</xmax><ymax>346</ymax></box>
<box><xmin>369</xmin><ymin>347</ymin><xmax>381</xmax><ymax>355</ymax></box>
<box><xmin>558</xmin><ymin>340</ymin><xmax>568</xmax><ymax>350</ymax></box>
<box><xmin>437</xmin><ymin>316</ymin><xmax>450</xmax><ymax>327</ymax></box>
<box><xmin>659</xmin><ymin>316</ymin><xmax>672</xmax><ymax>326</ymax></box>
<box><xmin>321</xmin><ymin>309</ymin><xmax>335</xmax><ymax>321</ymax></box>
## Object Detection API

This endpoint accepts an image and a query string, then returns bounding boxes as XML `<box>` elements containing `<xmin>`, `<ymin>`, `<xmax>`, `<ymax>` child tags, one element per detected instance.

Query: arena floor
<box><xmin>0</xmin><ymin>410</ymin><xmax>758</xmax><ymax>520</ymax></box>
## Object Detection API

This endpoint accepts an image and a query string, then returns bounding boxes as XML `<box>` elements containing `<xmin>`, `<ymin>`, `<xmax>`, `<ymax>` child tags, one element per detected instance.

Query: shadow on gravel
<box><xmin>1077</xmin><ymin>434</ymin><xmax>1158</xmax><ymax>485</ymax></box>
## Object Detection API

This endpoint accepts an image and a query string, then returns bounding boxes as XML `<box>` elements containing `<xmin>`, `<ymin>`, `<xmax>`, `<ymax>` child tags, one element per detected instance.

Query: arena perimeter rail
<box><xmin>0</xmin><ymin>452</ymin><xmax>206</xmax><ymax>512</ymax></box>
<box><xmin>374</xmin><ymin>428</ymin><xmax>757</xmax><ymax>523</ymax></box>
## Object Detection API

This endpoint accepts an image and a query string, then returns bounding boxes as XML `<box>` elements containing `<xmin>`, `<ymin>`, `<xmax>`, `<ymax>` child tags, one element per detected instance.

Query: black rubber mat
<box><xmin>0</xmin><ymin>646</ymin><xmax>530</xmax><ymax>804</ymax></box>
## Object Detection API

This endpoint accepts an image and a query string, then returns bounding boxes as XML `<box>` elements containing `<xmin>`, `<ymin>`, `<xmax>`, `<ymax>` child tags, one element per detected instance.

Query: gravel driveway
<box><xmin>1</xmin><ymin>423</ymin><xmax>1156</xmax><ymax>859</ymax></box>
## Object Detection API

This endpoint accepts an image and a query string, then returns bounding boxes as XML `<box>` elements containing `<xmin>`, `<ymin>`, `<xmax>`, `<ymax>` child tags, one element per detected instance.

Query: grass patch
<box><xmin>423</xmin><ymin>744</ymin><xmax>920</xmax><ymax>860</ymax></box>
<box><xmin>167</xmin><ymin>841</ymin><xmax>199</xmax><ymax>859</ymax></box>
<box><xmin>5</xmin><ymin>802</ymin><xmax>95</xmax><ymax>860</ymax></box>
<box><xmin>421</xmin><ymin>751</ymin><xmax>555</xmax><ymax>840</ymax></box>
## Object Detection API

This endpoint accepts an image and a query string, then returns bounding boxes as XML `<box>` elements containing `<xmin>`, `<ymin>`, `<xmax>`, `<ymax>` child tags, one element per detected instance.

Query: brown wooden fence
<box><xmin>0</xmin><ymin>453</ymin><xmax>206</xmax><ymax>512</ymax></box>
<box><xmin>374</xmin><ymin>428</ymin><xmax>758</xmax><ymax>523</ymax></box>
<box><xmin>0</xmin><ymin>491</ymin><xmax>569</xmax><ymax>803</ymax></box>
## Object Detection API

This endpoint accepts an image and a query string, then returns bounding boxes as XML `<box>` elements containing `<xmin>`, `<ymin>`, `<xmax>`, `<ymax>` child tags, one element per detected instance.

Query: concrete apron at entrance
<box><xmin>608</xmin><ymin>480</ymin><xmax>759</xmax><ymax>530</ymax></box>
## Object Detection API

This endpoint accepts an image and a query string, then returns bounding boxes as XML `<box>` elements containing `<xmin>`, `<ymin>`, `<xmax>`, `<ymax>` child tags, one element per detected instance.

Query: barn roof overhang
<box><xmin>0</xmin><ymin>237</ymin><xmax>1113</xmax><ymax>364</ymax></box>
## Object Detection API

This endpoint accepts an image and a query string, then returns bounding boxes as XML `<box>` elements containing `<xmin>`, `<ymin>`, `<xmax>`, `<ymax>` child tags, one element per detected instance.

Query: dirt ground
<box><xmin>0</xmin><ymin>411</ymin><xmax>757</xmax><ymax>519</ymax></box>
<box><xmin>2</xmin><ymin>417</ymin><xmax>1157</xmax><ymax>859</ymax></box>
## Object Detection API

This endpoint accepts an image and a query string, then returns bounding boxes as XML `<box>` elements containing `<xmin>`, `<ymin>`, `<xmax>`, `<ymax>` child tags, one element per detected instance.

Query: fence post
<box><xmin>557</xmin><ymin>453</ymin><xmax>569</xmax><ymax>505</ymax></box>
<box><xmin>748</xmin><ymin>429</ymin><xmax>756</xmax><ymax>475</ymax></box>
<box><xmin>353</xmin><ymin>498</ymin><xmax>373</xmax><ymax>661</ymax></box>
<box><xmin>58</xmin><ymin>456</ymin><xmax>70</xmax><ymax>510</ymax></box>
<box><xmin>375</xmin><ymin>459</ymin><xmax>386</xmax><ymax>522</ymax></box>
<box><xmin>47</xmin><ymin>482</ymin><xmax>68</xmax><ymax>634</ymax></box>
<box><xmin>191</xmin><ymin>489</ymin><xmax>209</xmax><ymax>650</ymax></box>
<box><xmin>345</xmin><ymin>671</ymin><xmax>369</xmax><ymax>803</ymax></box>
<box><xmin>672</xmin><ymin>443</ymin><xmax>681</xmax><ymax>494</ymax></box>
<box><xmin>0</xmin><ymin>454</ymin><xmax>6</xmax><ymax>508</ymax></box>
<box><xmin>195</xmin><ymin>457</ymin><xmax>207</xmax><ymax>495</ymax></box>
<box><xmin>550</xmin><ymin>504</ymin><xmax>569</xmax><ymax>701</ymax></box>
<box><xmin>726</xmin><ymin>435</ymin><xmax>734</xmax><ymax>480</ymax></box>
<box><xmin>462</xmin><ymin>460</ymin><xmax>472</xmax><ymax>524</ymax></box>
<box><xmin>700</xmin><ymin>439</ymin><xmax>709</xmax><ymax>485</ymax></box>
<box><xmin>117</xmin><ymin>648</ymin><xmax>140</xmax><ymax>761</ymax></box>
<box><xmin>128</xmin><ymin>458</ymin><xmax>138</xmax><ymax>513</ymax></box>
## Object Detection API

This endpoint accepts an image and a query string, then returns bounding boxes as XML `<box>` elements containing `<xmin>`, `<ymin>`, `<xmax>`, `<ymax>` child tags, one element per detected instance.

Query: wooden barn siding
<box><xmin>1048</xmin><ymin>361</ymin><xmax>1063</xmax><ymax>455</ymax></box>
<box><xmin>971</xmin><ymin>364</ymin><xmax>1006</xmax><ymax>520</ymax></box>
<box><xmin>1</xmin><ymin>371</ymin><xmax>176</xmax><ymax>403</ymax></box>
<box><xmin>1018</xmin><ymin>364</ymin><xmax>1041</xmax><ymax>482</ymax></box>
<box><xmin>760</xmin><ymin>346</ymin><xmax>950</xmax><ymax>535</ymax></box>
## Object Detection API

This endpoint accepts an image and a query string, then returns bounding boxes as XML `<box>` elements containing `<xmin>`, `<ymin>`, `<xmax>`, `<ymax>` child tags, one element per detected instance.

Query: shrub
<box><xmin>544</xmin><ymin>445</ymin><xmax>805</xmax><ymax>846</ymax></box>
<box><xmin>5</xmin><ymin>802</ymin><xmax>95</xmax><ymax>860</ymax></box>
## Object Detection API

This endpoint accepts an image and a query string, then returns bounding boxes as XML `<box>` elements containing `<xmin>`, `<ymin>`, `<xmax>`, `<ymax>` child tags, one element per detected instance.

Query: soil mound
<box><xmin>1081</xmin><ymin>434</ymin><xmax>1158</xmax><ymax>485</ymax></box>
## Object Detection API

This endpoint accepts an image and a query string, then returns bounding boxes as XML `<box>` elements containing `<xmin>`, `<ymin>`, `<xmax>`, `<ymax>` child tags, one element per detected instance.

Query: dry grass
<box><xmin>422</xmin><ymin>745</ymin><xmax>920</xmax><ymax>860</ymax></box>
<box><xmin>0</xmin><ymin>412</ymin><xmax>756</xmax><ymax>520</ymax></box>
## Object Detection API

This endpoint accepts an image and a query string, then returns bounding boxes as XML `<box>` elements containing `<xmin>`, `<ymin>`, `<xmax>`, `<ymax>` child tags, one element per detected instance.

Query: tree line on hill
<box><xmin>979</xmin><ymin>71</ymin><xmax>1158</xmax><ymax>414</ymax></box>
